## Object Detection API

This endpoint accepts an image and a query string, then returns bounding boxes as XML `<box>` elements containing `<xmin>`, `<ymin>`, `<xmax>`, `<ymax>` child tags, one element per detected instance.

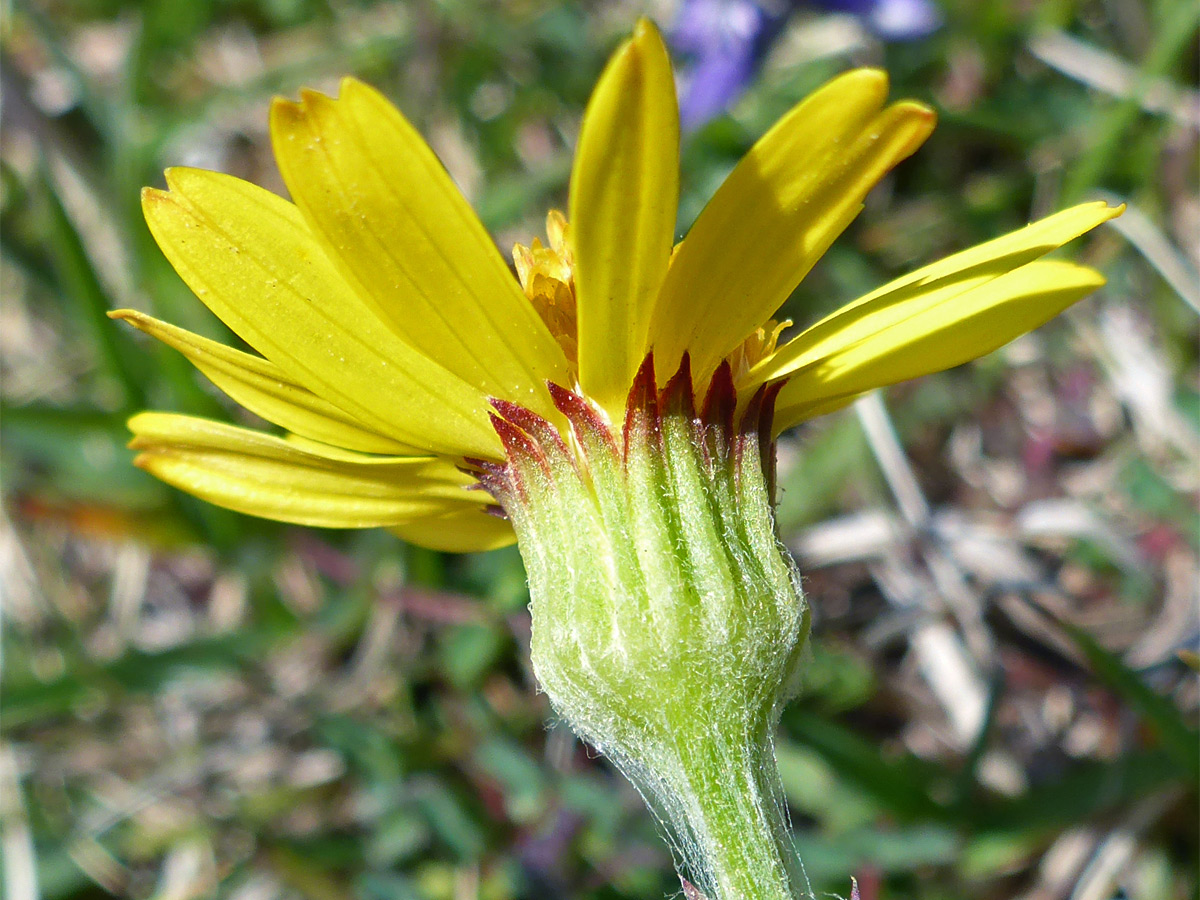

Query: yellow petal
<box><xmin>773</xmin><ymin>392</ymin><xmax>860</xmax><ymax>431</ymax></box>
<box><xmin>650</xmin><ymin>70</ymin><xmax>935</xmax><ymax>379</ymax></box>
<box><xmin>770</xmin><ymin>261</ymin><xmax>1107</xmax><ymax>431</ymax></box>
<box><xmin>269</xmin><ymin>79</ymin><xmax>569</xmax><ymax>416</ymax></box>
<box><xmin>389</xmin><ymin>509</ymin><xmax>516</xmax><ymax>553</ymax></box>
<box><xmin>129</xmin><ymin>412</ymin><xmax>488</xmax><ymax>529</ymax></box>
<box><xmin>757</xmin><ymin>202</ymin><xmax>1123</xmax><ymax>384</ymax></box>
<box><xmin>111</xmin><ymin>309</ymin><xmax>421</xmax><ymax>456</ymax></box>
<box><xmin>569</xmin><ymin>19</ymin><xmax>679</xmax><ymax>415</ymax></box>
<box><xmin>142</xmin><ymin>168</ymin><xmax>501</xmax><ymax>459</ymax></box>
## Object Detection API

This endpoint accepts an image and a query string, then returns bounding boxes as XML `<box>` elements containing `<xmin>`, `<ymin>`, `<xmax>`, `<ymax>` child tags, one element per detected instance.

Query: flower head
<box><xmin>114</xmin><ymin>20</ymin><xmax>1118</xmax><ymax>555</ymax></box>
<box><xmin>116</xmin><ymin>21</ymin><xmax>1121</xmax><ymax>896</ymax></box>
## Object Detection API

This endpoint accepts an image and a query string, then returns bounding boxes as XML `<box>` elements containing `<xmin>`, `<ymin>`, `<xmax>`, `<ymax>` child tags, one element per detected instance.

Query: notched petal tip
<box><xmin>268</xmin><ymin>94</ymin><xmax>302</xmax><ymax>125</ymax></box>
<box><xmin>268</xmin><ymin>89</ymin><xmax>336</xmax><ymax>147</ymax></box>
<box><xmin>126</xmin><ymin>418</ymin><xmax>175</xmax><ymax>453</ymax></box>
<box><xmin>153</xmin><ymin>166</ymin><xmax>249</xmax><ymax>207</ymax></box>
<box><xmin>298</xmin><ymin>86</ymin><xmax>334</xmax><ymax>108</ymax></box>
<box><xmin>140</xmin><ymin>183</ymin><xmax>185</xmax><ymax>225</ymax></box>
<box><xmin>140</xmin><ymin>185</ymin><xmax>170</xmax><ymax>207</ymax></box>
<box><xmin>160</xmin><ymin>166</ymin><xmax>194</xmax><ymax>194</ymax></box>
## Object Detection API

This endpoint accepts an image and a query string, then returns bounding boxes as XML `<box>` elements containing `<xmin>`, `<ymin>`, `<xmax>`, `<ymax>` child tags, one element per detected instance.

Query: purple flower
<box><xmin>672</xmin><ymin>0</ymin><xmax>783</xmax><ymax>131</ymax></box>
<box><xmin>814</xmin><ymin>0</ymin><xmax>941</xmax><ymax>41</ymax></box>
<box><xmin>670</xmin><ymin>0</ymin><xmax>941</xmax><ymax>130</ymax></box>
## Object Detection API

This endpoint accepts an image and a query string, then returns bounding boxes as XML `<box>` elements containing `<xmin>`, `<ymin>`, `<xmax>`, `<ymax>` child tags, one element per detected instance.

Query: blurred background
<box><xmin>1</xmin><ymin>0</ymin><xmax>1197</xmax><ymax>898</ymax></box>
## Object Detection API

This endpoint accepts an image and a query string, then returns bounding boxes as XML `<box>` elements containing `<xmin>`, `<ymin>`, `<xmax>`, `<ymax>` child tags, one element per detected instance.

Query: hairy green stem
<box><xmin>669</xmin><ymin>728</ymin><xmax>798</xmax><ymax>900</ymax></box>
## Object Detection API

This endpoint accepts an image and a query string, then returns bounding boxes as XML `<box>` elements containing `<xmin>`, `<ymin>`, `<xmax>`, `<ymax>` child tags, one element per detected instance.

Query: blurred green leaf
<box><xmin>439</xmin><ymin>624</ymin><xmax>507</xmax><ymax>689</ymax></box>
<box><xmin>783</xmin><ymin>710</ymin><xmax>946</xmax><ymax>821</ymax></box>
<box><xmin>473</xmin><ymin>737</ymin><xmax>547</xmax><ymax>822</ymax></box>
<box><xmin>41</xmin><ymin>168</ymin><xmax>144</xmax><ymax>408</ymax></box>
<box><xmin>793</xmin><ymin>824</ymin><xmax>960</xmax><ymax>884</ymax></box>
<box><xmin>411</xmin><ymin>779</ymin><xmax>487</xmax><ymax>861</ymax></box>
<box><xmin>977</xmin><ymin>749</ymin><xmax>1184</xmax><ymax>831</ymax></box>
<box><xmin>2</xmin><ymin>631</ymin><xmax>275</xmax><ymax>728</ymax></box>
<box><xmin>775</xmin><ymin>416</ymin><xmax>873</xmax><ymax>530</ymax></box>
<box><xmin>1063</xmin><ymin>0</ymin><xmax>1200</xmax><ymax>200</ymax></box>
<box><xmin>1062</xmin><ymin>623</ymin><xmax>1199</xmax><ymax>783</ymax></box>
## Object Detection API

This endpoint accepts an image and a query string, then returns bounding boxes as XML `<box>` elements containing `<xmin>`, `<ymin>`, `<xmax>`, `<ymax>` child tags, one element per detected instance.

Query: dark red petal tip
<box><xmin>623</xmin><ymin>352</ymin><xmax>660</xmax><ymax>456</ymax></box>
<box><xmin>488</xmin><ymin>412</ymin><xmax>549</xmax><ymax>473</ymax></box>
<box><xmin>739</xmin><ymin>383</ymin><xmax>769</xmax><ymax>440</ymax></box>
<box><xmin>489</xmin><ymin>397</ymin><xmax>565</xmax><ymax>453</ymax></box>
<box><xmin>630</xmin><ymin>351</ymin><xmax>657</xmax><ymax>406</ymax></box>
<box><xmin>548</xmin><ymin>381</ymin><xmax>619</xmax><ymax>460</ymax></box>
<box><xmin>702</xmin><ymin>361</ymin><xmax>736</xmax><ymax>434</ymax></box>
<box><xmin>759</xmin><ymin>380</ymin><xmax>785</xmax><ymax>499</ymax></box>
<box><xmin>700</xmin><ymin>360</ymin><xmax>736</xmax><ymax>462</ymax></box>
<box><xmin>473</xmin><ymin>459</ymin><xmax>514</xmax><ymax>500</ymax></box>
<box><xmin>760</xmin><ymin>379</ymin><xmax>784</xmax><ymax>442</ymax></box>
<box><xmin>458</xmin><ymin>457</ymin><xmax>488</xmax><ymax>473</ymax></box>
<box><xmin>660</xmin><ymin>352</ymin><xmax>695</xmax><ymax>421</ymax></box>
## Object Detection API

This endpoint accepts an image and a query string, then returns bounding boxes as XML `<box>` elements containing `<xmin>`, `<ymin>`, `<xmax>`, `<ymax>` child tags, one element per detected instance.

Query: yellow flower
<box><xmin>113</xmin><ymin>20</ymin><xmax>1120</xmax><ymax>553</ymax></box>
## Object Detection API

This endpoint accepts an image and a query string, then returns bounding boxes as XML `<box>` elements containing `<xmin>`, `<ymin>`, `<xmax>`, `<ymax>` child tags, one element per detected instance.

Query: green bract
<box><xmin>478</xmin><ymin>356</ymin><xmax>810</xmax><ymax>900</ymax></box>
